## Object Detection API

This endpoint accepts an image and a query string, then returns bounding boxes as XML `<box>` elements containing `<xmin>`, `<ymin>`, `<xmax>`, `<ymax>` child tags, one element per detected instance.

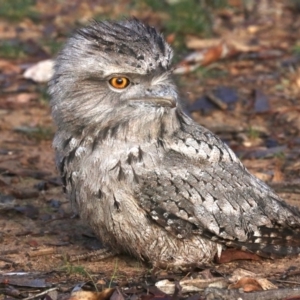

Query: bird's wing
<box><xmin>136</xmin><ymin>126</ymin><xmax>300</xmax><ymax>257</ymax></box>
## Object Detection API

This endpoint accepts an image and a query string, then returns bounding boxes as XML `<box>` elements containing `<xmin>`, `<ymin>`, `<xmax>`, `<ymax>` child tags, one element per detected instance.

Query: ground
<box><xmin>0</xmin><ymin>1</ymin><xmax>300</xmax><ymax>299</ymax></box>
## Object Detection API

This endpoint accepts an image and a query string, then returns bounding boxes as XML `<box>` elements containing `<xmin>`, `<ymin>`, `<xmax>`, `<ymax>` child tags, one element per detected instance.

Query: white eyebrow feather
<box><xmin>151</xmin><ymin>72</ymin><xmax>172</xmax><ymax>85</ymax></box>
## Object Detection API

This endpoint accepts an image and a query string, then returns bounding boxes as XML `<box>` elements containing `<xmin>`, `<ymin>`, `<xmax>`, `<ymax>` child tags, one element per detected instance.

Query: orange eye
<box><xmin>109</xmin><ymin>77</ymin><xmax>130</xmax><ymax>89</ymax></box>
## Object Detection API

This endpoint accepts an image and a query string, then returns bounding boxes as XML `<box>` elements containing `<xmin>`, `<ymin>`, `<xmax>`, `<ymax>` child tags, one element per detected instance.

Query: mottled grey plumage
<box><xmin>49</xmin><ymin>19</ymin><xmax>300</xmax><ymax>267</ymax></box>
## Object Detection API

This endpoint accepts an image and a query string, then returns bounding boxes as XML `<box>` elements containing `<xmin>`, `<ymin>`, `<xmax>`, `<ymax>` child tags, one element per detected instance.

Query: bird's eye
<box><xmin>109</xmin><ymin>77</ymin><xmax>130</xmax><ymax>89</ymax></box>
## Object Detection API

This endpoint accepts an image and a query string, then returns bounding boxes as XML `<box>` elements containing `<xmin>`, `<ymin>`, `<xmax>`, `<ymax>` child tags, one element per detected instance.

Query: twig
<box><xmin>206</xmin><ymin>91</ymin><xmax>228</xmax><ymax>110</ymax></box>
<box><xmin>23</xmin><ymin>287</ymin><xmax>57</xmax><ymax>300</ymax></box>
<box><xmin>205</xmin><ymin>287</ymin><xmax>300</xmax><ymax>300</ymax></box>
<box><xmin>270</xmin><ymin>181</ymin><xmax>300</xmax><ymax>194</ymax></box>
<box><xmin>66</xmin><ymin>248</ymin><xmax>116</xmax><ymax>262</ymax></box>
<box><xmin>275</xmin><ymin>279</ymin><xmax>300</xmax><ymax>285</ymax></box>
<box><xmin>28</xmin><ymin>248</ymin><xmax>57</xmax><ymax>257</ymax></box>
<box><xmin>0</xmin><ymin>256</ymin><xmax>15</xmax><ymax>264</ymax></box>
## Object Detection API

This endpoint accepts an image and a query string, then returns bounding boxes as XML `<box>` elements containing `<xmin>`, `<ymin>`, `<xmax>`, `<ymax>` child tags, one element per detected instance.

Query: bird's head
<box><xmin>49</xmin><ymin>19</ymin><xmax>179</xmax><ymax>134</ymax></box>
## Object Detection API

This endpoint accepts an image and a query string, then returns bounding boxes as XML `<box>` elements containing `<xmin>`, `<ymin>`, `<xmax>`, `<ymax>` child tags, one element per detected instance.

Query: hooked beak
<box><xmin>129</xmin><ymin>97</ymin><xmax>176</xmax><ymax>108</ymax></box>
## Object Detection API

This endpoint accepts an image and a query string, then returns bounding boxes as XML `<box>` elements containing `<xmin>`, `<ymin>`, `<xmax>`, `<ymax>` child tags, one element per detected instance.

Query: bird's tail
<box><xmin>202</xmin><ymin>225</ymin><xmax>300</xmax><ymax>259</ymax></box>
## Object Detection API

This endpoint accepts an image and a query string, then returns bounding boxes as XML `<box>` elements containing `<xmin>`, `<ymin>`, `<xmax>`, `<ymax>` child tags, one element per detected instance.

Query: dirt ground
<box><xmin>1</xmin><ymin>0</ymin><xmax>300</xmax><ymax>299</ymax></box>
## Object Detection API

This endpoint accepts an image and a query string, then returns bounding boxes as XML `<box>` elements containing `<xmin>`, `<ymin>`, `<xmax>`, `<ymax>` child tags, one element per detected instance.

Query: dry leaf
<box><xmin>229</xmin><ymin>268</ymin><xmax>278</xmax><ymax>292</ymax></box>
<box><xmin>174</xmin><ymin>42</ymin><xmax>238</xmax><ymax>74</ymax></box>
<box><xmin>216</xmin><ymin>248</ymin><xmax>261</xmax><ymax>263</ymax></box>
<box><xmin>155</xmin><ymin>277</ymin><xmax>228</xmax><ymax>295</ymax></box>
<box><xmin>69</xmin><ymin>289</ymin><xmax>115</xmax><ymax>300</ymax></box>
<box><xmin>7</xmin><ymin>93</ymin><xmax>38</xmax><ymax>104</ymax></box>
<box><xmin>0</xmin><ymin>60</ymin><xmax>21</xmax><ymax>74</ymax></box>
<box><xmin>229</xmin><ymin>277</ymin><xmax>263</xmax><ymax>292</ymax></box>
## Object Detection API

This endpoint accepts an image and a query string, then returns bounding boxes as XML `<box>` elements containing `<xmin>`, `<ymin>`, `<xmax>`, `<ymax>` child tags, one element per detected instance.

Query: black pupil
<box><xmin>116</xmin><ymin>78</ymin><xmax>123</xmax><ymax>85</ymax></box>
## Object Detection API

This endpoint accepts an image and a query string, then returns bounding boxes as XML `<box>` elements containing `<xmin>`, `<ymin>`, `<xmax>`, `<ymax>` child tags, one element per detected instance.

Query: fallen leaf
<box><xmin>6</xmin><ymin>93</ymin><xmax>37</xmax><ymax>104</ymax></box>
<box><xmin>110</xmin><ymin>288</ymin><xmax>125</xmax><ymax>300</ymax></box>
<box><xmin>69</xmin><ymin>289</ymin><xmax>114</xmax><ymax>300</ymax></box>
<box><xmin>0</xmin><ymin>276</ymin><xmax>49</xmax><ymax>288</ymax></box>
<box><xmin>155</xmin><ymin>277</ymin><xmax>228</xmax><ymax>295</ymax></box>
<box><xmin>14</xmin><ymin>204</ymin><xmax>39</xmax><ymax>219</ymax></box>
<box><xmin>174</xmin><ymin>42</ymin><xmax>238</xmax><ymax>74</ymax></box>
<box><xmin>229</xmin><ymin>277</ymin><xmax>263</xmax><ymax>292</ymax></box>
<box><xmin>0</xmin><ymin>60</ymin><xmax>21</xmax><ymax>74</ymax></box>
<box><xmin>254</xmin><ymin>89</ymin><xmax>270</xmax><ymax>113</ymax></box>
<box><xmin>229</xmin><ymin>268</ymin><xmax>278</xmax><ymax>292</ymax></box>
<box><xmin>216</xmin><ymin>248</ymin><xmax>261</xmax><ymax>263</ymax></box>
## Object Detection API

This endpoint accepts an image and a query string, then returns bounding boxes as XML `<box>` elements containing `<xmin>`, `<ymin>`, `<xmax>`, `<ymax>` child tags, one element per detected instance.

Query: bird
<box><xmin>49</xmin><ymin>19</ymin><xmax>300</xmax><ymax>268</ymax></box>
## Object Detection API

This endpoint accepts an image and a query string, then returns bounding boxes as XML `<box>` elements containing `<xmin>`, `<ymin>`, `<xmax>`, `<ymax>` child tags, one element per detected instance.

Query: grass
<box><xmin>109</xmin><ymin>259</ymin><xmax>119</xmax><ymax>288</ymax></box>
<box><xmin>60</xmin><ymin>259</ymin><xmax>98</xmax><ymax>291</ymax></box>
<box><xmin>0</xmin><ymin>40</ymin><xmax>27</xmax><ymax>59</ymax></box>
<box><xmin>0</xmin><ymin>38</ymin><xmax>64</xmax><ymax>60</ymax></box>
<box><xmin>274</xmin><ymin>151</ymin><xmax>286</xmax><ymax>160</ymax></box>
<box><xmin>60</xmin><ymin>259</ymin><xmax>87</xmax><ymax>276</ymax></box>
<box><xmin>60</xmin><ymin>258</ymin><xmax>123</xmax><ymax>292</ymax></box>
<box><xmin>0</xmin><ymin>0</ymin><xmax>39</xmax><ymax>21</ymax></box>
<box><xmin>292</xmin><ymin>43</ymin><xmax>300</xmax><ymax>55</ymax></box>
<box><xmin>14</xmin><ymin>125</ymin><xmax>54</xmax><ymax>141</ymax></box>
<box><xmin>196</xmin><ymin>66</ymin><xmax>229</xmax><ymax>79</ymax></box>
<box><xmin>40</xmin><ymin>39</ymin><xmax>64</xmax><ymax>56</ymax></box>
<box><xmin>36</xmin><ymin>85</ymin><xmax>51</xmax><ymax>103</ymax></box>
<box><xmin>247</xmin><ymin>126</ymin><xmax>260</xmax><ymax>140</ymax></box>
<box><xmin>127</xmin><ymin>0</ymin><xmax>229</xmax><ymax>59</ymax></box>
<box><xmin>0</xmin><ymin>38</ymin><xmax>64</xmax><ymax>59</ymax></box>
<box><xmin>93</xmin><ymin>0</ymin><xmax>230</xmax><ymax>67</ymax></box>
<box><xmin>163</xmin><ymin>0</ymin><xmax>226</xmax><ymax>37</ymax></box>
<box><xmin>134</xmin><ymin>0</ymin><xmax>228</xmax><ymax>37</ymax></box>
